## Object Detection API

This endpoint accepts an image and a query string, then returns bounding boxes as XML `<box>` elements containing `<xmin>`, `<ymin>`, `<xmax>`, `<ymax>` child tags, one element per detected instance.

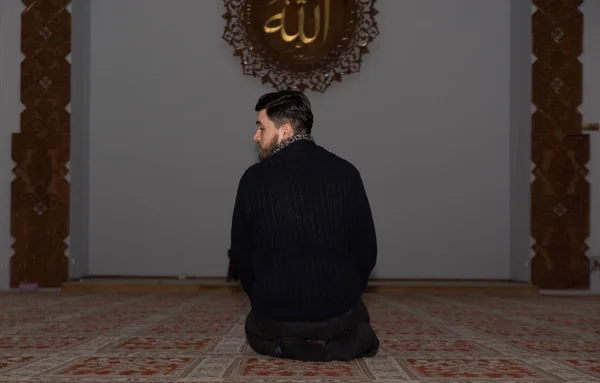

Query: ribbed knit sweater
<box><xmin>230</xmin><ymin>139</ymin><xmax>377</xmax><ymax>322</ymax></box>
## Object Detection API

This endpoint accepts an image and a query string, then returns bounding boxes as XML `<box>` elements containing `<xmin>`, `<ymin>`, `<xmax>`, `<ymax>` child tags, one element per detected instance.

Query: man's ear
<box><xmin>279</xmin><ymin>123</ymin><xmax>293</xmax><ymax>140</ymax></box>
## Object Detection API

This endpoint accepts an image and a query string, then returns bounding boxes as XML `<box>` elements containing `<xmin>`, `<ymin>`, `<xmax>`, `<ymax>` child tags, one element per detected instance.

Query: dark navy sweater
<box><xmin>230</xmin><ymin>139</ymin><xmax>377</xmax><ymax>322</ymax></box>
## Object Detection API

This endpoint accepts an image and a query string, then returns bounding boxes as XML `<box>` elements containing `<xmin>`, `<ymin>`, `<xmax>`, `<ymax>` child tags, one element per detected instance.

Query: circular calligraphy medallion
<box><xmin>223</xmin><ymin>0</ymin><xmax>380</xmax><ymax>92</ymax></box>
<box><xmin>246</xmin><ymin>0</ymin><xmax>357</xmax><ymax>71</ymax></box>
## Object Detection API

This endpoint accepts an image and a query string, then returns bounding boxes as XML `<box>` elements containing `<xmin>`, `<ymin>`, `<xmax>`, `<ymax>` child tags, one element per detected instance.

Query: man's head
<box><xmin>253</xmin><ymin>90</ymin><xmax>314</xmax><ymax>161</ymax></box>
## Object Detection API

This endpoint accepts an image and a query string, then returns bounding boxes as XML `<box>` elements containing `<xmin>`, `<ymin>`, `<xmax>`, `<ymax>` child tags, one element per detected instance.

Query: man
<box><xmin>229</xmin><ymin>90</ymin><xmax>379</xmax><ymax>362</ymax></box>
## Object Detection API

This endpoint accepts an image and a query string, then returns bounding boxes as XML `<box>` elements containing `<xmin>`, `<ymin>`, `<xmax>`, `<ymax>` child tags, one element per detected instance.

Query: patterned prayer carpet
<box><xmin>1</xmin><ymin>291</ymin><xmax>600</xmax><ymax>382</ymax></box>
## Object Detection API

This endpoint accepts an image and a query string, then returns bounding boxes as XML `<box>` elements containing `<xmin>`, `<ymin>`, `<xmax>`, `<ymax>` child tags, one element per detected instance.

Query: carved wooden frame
<box><xmin>530</xmin><ymin>0</ymin><xmax>590</xmax><ymax>288</ymax></box>
<box><xmin>222</xmin><ymin>0</ymin><xmax>380</xmax><ymax>93</ymax></box>
<box><xmin>10</xmin><ymin>0</ymin><xmax>71</xmax><ymax>287</ymax></box>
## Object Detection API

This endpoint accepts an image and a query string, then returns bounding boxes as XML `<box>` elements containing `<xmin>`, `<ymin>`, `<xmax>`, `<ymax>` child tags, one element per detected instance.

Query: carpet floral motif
<box><xmin>0</xmin><ymin>291</ymin><xmax>599</xmax><ymax>382</ymax></box>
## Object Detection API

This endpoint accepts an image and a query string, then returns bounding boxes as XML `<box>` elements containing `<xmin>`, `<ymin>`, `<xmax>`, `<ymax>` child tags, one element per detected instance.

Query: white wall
<box><xmin>0</xmin><ymin>0</ymin><xmax>22</xmax><ymax>290</ymax></box>
<box><xmin>509</xmin><ymin>0</ymin><xmax>532</xmax><ymax>282</ymax></box>
<box><xmin>3</xmin><ymin>0</ymin><xmax>597</xmax><ymax>286</ymax></box>
<box><xmin>86</xmin><ymin>0</ymin><xmax>518</xmax><ymax>279</ymax></box>
<box><xmin>582</xmin><ymin>1</ymin><xmax>600</xmax><ymax>291</ymax></box>
<box><xmin>70</xmin><ymin>0</ymin><xmax>91</xmax><ymax>279</ymax></box>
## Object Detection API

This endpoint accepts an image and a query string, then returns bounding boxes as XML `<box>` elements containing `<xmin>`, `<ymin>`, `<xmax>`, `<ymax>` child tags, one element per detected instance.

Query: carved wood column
<box><xmin>10</xmin><ymin>0</ymin><xmax>71</xmax><ymax>287</ymax></box>
<box><xmin>531</xmin><ymin>0</ymin><xmax>590</xmax><ymax>288</ymax></box>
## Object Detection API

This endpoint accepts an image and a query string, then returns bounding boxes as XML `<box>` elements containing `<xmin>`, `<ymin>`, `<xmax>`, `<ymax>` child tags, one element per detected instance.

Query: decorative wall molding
<box><xmin>11</xmin><ymin>0</ymin><xmax>71</xmax><ymax>287</ymax></box>
<box><xmin>530</xmin><ymin>0</ymin><xmax>590</xmax><ymax>289</ymax></box>
<box><xmin>222</xmin><ymin>0</ymin><xmax>379</xmax><ymax>93</ymax></box>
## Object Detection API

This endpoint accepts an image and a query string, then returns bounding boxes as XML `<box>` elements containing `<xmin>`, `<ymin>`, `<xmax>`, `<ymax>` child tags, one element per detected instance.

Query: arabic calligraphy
<box><xmin>224</xmin><ymin>0</ymin><xmax>380</xmax><ymax>92</ymax></box>
<box><xmin>263</xmin><ymin>0</ymin><xmax>331</xmax><ymax>46</ymax></box>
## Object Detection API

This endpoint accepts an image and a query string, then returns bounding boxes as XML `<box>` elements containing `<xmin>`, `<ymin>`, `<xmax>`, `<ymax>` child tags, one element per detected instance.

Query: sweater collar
<box><xmin>271</xmin><ymin>134</ymin><xmax>314</xmax><ymax>156</ymax></box>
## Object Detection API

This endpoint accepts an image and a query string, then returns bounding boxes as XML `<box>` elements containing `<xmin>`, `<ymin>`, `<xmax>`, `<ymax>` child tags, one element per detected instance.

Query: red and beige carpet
<box><xmin>1</xmin><ymin>291</ymin><xmax>600</xmax><ymax>382</ymax></box>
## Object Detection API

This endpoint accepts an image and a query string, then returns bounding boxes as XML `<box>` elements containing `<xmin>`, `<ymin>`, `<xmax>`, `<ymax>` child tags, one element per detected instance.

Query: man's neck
<box><xmin>272</xmin><ymin>134</ymin><xmax>314</xmax><ymax>156</ymax></box>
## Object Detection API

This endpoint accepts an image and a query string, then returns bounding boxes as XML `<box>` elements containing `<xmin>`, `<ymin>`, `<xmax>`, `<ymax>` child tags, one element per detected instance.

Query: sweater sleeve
<box><xmin>352</xmin><ymin>172</ymin><xmax>377</xmax><ymax>291</ymax></box>
<box><xmin>230</xmin><ymin>171</ymin><xmax>255</xmax><ymax>297</ymax></box>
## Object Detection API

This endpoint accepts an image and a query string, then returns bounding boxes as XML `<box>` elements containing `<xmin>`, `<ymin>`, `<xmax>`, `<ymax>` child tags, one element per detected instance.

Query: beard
<box><xmin>258</xmin><ymin>136</ymin><xmax>279</xmax><ymax>161</ymax></box>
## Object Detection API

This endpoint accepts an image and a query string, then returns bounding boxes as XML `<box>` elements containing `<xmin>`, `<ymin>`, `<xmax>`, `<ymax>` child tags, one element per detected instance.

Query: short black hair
<box><xmin>254</xmin><ymin>90</ymin><xmax>314</xmax><ymax>135</ymax></box>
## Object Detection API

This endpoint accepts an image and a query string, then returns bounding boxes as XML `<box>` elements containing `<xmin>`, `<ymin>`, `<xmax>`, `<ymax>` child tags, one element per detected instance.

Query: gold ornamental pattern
<box><xmin>222</xmin><ymin>0</ymin><xmax>380</xmax><ymax>93</ymax></box>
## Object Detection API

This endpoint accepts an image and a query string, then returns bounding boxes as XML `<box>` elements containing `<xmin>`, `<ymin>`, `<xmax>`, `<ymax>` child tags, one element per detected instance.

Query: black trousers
<box><xmin>244</xmin><ymin>301</ymin><xmax>379</xmax><ymax>362</ymax></box>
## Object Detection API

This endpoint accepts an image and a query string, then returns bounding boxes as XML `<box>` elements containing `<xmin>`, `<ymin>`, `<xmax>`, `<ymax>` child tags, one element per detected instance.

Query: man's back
<box><xmin>230</xmin><ymin>139</ymin><xmax>377</xmax><ymax>322</ymax></box>
<box><xmin>231</xmin><ymin>90</ymin><xmax>379</xmax><ymax>361</ymax></box>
